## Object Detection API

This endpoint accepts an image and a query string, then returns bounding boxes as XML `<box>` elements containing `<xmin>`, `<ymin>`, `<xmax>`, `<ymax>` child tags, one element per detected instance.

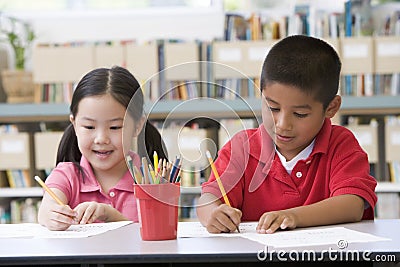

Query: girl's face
<box><xmin>71</xmin><ymin>94</ymin><xmax>137</xmax><ymax>178</ymax></box>
<box><xmin>261</xmin><ymin>83</ymin><xmax>337</xmax><ymax>161</ymax></box>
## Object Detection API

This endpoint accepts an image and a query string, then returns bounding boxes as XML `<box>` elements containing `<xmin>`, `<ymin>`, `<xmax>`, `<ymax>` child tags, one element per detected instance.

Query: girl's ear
<box><xmin>134</xmin><ymin>115</ymin><xmax>146</xmax><ymax>137</ymax></box>
<box><xmin>69</xmin><ymin>114</ymin><xmax>75</xmax><ymax>125</ymax></box>
<box><xmin>325</xmin><ymin>95</ymin><xmax>341</xmax><ymax>118</ymax></box>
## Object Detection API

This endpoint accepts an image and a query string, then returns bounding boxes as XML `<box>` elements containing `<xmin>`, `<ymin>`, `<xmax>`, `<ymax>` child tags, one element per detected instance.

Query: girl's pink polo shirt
<box><xmin>45</xmin><ymin>152</ymin><xmax>141</xmax><ymax>222</ymax></box>
<box><xmin>202</xmin><ymin>118</ymin><xmax>377</xmax><ymax>221</ymax></box>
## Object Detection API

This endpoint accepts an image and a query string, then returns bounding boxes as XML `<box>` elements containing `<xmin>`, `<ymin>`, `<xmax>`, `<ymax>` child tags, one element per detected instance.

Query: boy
<box><xmin>197</xmin><ymin>35</ymin><xmax>377</xmax><ymax>234</ymax></box>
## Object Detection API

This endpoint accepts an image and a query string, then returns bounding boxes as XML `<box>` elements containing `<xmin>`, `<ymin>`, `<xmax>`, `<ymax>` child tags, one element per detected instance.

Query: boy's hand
<box><xmin>257</xmin><ymin>210</ymin><xmax>297</xmax><ymax>234</ymax></box>
<box><xmin>73</xmin><ymin>201</ymin><xmax>109</xmax><ymax>224</ymax></box>
<box><xmin>205</xmin><ymin>204</ymin><xmax>242</xmax><ymax>233</ymax></box>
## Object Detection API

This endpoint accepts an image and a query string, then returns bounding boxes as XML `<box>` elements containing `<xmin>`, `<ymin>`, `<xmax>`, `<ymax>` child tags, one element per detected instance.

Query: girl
<box><xmin>37</xmin><ymin>66</ymin><xmax>167</xmax><ymax>230</ymax></box>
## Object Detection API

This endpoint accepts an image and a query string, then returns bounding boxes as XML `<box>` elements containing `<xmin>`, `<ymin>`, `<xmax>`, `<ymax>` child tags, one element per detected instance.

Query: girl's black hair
<box><xmin>56</xmin><ymin>66</ymin><xmax>168</xmax><ymax>171</ymax></box>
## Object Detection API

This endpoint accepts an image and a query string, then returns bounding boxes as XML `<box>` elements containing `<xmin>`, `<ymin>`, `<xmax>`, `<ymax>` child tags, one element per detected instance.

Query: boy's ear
<box><xmin>325</xmin><ymin>95</ymin><xmax>341</xmax><ymax>118</ymax></box>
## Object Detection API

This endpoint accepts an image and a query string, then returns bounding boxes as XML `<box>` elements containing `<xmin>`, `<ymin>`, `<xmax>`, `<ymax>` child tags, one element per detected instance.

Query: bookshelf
<box><xmin>1</xmin><ymin>0</ymin><xmax>400</xmax><ymax>222</ymax></box>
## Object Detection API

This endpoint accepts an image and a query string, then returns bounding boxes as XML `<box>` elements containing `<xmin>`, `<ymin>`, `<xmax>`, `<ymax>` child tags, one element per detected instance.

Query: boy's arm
<box><xmin>197</xmin><ymin>193</ymin><xmax>242</xmax><ymax>233</ymax></box>
<box><xmin>257</xmin><ymin>194</ymin><xmax>364</xmax><ymax>234</ymax></box>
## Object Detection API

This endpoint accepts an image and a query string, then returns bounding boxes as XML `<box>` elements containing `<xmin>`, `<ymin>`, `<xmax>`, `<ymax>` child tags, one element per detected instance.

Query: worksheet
<box><xmin>0</xmin><ymin>221</ymin><xmax>132</xmax><ymax>239</ymax></box>
<box><xmin>177</xmin><ymin>221</ymin><xmax>390</xmax><ymax>248</ymax></box>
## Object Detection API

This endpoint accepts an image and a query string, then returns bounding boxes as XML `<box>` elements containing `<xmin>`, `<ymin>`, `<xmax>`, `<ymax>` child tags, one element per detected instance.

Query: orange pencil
<box><xmin>34</xmin><ymin>175</ymin><xmax>64</xmax><ymax>206</ymax></box>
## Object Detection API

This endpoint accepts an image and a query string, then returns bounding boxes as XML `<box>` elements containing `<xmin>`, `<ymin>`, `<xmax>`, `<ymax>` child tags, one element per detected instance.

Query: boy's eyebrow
<box><xmin>265</xmin><ymin>97</ymin><xmax>312</xmax><ymax>110</ymax></box>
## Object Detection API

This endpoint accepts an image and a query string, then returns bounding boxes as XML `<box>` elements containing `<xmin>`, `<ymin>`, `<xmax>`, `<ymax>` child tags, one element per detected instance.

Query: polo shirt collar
<box><xmin>79</xmin><ymin>156</ymin><xmax>135</xmax><ymax>193</ymax></box>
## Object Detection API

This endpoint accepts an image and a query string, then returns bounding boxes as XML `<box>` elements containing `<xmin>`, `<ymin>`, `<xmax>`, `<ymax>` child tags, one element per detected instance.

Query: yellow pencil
<box><xmin>153</xmin><ymin>151</ymin><xmax>159</xmax><ymax>175</ymax></box>
<box><xmin>34</xmin><ymin>175</ymin><xmax>64</xmax><ymax>206</ymax></box>
<box><xmin>205</xmin><ymin>151</ymin><xmax>240</xmax><ymax>233</ymax></box>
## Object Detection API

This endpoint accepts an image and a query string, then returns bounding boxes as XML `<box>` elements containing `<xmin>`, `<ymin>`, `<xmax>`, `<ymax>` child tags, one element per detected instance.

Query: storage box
<box><xmin>374</xmin><ymin>36</ymin><xmax>400</xmax><ymax>74</ymax></box>
<box><xmin>347</xmin><ymin>124</ymin><xmax>378</xmax><ymax>163</ymax></box>
<box><xmin>34</xmin><ymin>132</ymin><xmax>63</xmax><ymax>170</ymax></box>
<box><xmin>340</xmin><ymin>37</ymin><xmax>374</xmax><ymax>75</ymax></box>
<box><xmin>164</xmin><ymin>42</ymin><xmax>200</xmax><ymax>81</ymax></box>
<box><xmin>32</xmin><ymin>45</ymin><xmax>94</xmax><ymax>83</ymax></box>
<box><xmin>0</xmin><ymin>133</ymin><xmax>30</xmax><ymax>170</ymax></box>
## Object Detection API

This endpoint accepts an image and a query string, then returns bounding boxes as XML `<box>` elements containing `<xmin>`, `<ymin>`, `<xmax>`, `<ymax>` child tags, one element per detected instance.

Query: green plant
<box><xmin>0</xmin><ymin>13</ymin><xmax>35</xmax><ymax>70</ymax></box>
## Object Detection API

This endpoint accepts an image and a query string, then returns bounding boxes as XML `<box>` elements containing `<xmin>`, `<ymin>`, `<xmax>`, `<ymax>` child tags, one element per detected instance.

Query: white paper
<box><xmin>0</xmin><ymin>221</ymin><xmax>132</xmax><ymax>239</ymax></box>
<box><xmin>242</xmin><ymin>226</ymin><xmax>390</xmax><ymax>248</ymax></box>
<box><xmin>178</xmin><ymin>221</ymin><xmax>257</xmax><ymax>238</ymax></box>
<box><xmin>177</xmin><ymin>222</ymin><xmax>390</xmax><ymax>248</ymax></box>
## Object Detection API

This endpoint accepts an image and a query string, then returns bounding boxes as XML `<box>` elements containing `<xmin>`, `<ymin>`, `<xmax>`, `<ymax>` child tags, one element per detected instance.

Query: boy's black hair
<box><xmin>260</xmin><ymin>35</ymin><xmax>342</xmax><ymax>109</ymax></box>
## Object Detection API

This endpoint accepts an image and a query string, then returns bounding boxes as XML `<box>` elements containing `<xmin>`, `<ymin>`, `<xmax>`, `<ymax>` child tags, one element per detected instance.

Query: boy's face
<box><xmin>261</xmin><ymin>83</ymin><xmax>327</xmax><ymax>161</ymax></box>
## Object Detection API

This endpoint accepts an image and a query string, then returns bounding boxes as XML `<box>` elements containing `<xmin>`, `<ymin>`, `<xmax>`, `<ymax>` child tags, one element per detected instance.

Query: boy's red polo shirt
<box><xmin>202</xmin><ymin>118</ymin><xmax>377</xmax><ymax>221</ymax></box>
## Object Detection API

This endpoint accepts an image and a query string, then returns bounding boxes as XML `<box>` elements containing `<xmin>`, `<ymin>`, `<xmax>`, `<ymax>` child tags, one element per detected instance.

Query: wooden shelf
<box><xmin>340</xmin><ymin>95</ymin><xmax>400</xmax><ymax>115</ymax></box>
<box><xmin>375</xmin><ymin>182</ymin><xmax>400</xmax><ymax>193</ymax></box>
<box><xmin>1</xmin><ymin>95</ymin><xmax>399</xmax><ymax>123</ymax></box>
<box><xmin>0</xmin><ymin>187</ymin><xmax>43</xmax><ymax>198</ymax></box>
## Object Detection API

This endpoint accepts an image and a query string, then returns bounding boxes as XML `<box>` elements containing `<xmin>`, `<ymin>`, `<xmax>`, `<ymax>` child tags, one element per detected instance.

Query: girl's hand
<box><xmin>73</xmin><ymin>201</ymin><xmax>110</xmax><ymax>224</ymax></box>
<box><xmin>257</xmin><ymin>210</ymin><xmax>298</xmax><ymax>234</ymax></box>
<box><xmin>43</xmin><ymin>204</ymin><xmax>77</xmax><ymax>231</ymax></box>
<box><xmin>205</xmin><ymin>203</ymin><xmax>242</xmax><ymax>233</ymax></box>
<box><xmin>37</xmin><ymin>188</ymin><xmax>78</xmax><ymax>231</ymax></box>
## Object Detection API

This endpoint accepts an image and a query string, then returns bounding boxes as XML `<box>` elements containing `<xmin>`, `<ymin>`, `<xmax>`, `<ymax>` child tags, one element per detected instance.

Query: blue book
<box><xmin>344</xmin><ymin>1</ymin><xmax>352</xmax><ymax>37</ymax></box>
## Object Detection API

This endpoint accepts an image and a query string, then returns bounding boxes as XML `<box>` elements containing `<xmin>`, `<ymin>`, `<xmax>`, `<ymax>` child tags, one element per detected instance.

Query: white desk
<box><xmin>0</xmin><ymin>219</ymin><xmax>399</xmax><ymax>266</ymax></box>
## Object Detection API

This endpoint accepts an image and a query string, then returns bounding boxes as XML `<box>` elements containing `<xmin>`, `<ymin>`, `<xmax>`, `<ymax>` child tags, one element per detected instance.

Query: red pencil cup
<box><xmin>134</xmin><ymin>182</ymin><xmax>180</xmax><ymax>241</ymax></box>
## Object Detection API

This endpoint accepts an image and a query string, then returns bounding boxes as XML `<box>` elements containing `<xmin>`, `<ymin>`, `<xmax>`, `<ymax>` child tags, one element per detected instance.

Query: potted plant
<box><xmin>0</xmin><ymin>13</ymin><xmax>36</xmax><ymax>103</ymax></box>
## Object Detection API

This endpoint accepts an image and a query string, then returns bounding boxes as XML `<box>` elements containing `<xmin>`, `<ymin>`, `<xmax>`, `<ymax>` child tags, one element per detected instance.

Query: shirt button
<box><xmin>296</xmin><ymin>172</ymin><xmax>302</xmax><ymax>178</ymax></box>
<box><xmin>109</xmin><ymin>191</ymin><xmax>115</xmax><ymax>197</ymax></box>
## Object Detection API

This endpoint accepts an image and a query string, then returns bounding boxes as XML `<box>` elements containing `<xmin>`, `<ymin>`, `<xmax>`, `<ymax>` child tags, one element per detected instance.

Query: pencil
<box><xmin>153</xmin><ymin>151</ymin><xmax>158</xmax><ymax>175</ymax></box>
<box><xmin>34</xmin><ymin>176</ymin><xmax>64</xmax><ymax>206</ymax></box>
<box><xmin>205</xmin><ymin>151</ymin><xmax>240</xmax><ymax>233</ymax></box>
<box><xmin>142</xmin><ymin>157</ymin><xmax>151</xmax><ymax>184</ymax></box>
<box><xmin>133</xmin><ymin>166</ymin><xmax>143</xmax><ymax>184</ymax></box>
